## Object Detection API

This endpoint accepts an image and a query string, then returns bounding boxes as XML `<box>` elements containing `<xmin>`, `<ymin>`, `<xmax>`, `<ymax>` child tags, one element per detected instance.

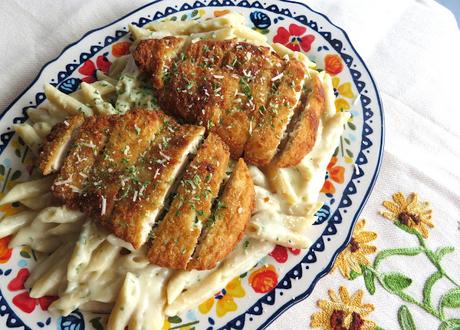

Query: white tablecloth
<box><xmin>1</xmin><ymin>1</ymin><xmax>459</xmax><ymax>329</ymax></box>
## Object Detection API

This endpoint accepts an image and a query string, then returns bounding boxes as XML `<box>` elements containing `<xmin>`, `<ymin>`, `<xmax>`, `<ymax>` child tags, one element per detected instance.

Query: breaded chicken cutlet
<box><xmin>39</xmin><ymin>109</ymin><xmax>254</xmax><ymax>270</ymax></box>
<box><xmin>133</xmin><ymin>37</ymin><xmax>325</xmax><ymax>167</ymax></box>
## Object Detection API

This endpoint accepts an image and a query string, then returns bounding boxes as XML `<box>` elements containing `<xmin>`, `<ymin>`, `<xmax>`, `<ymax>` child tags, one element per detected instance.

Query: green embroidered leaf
<box><xmin>383</xmin><ymin>272</ymin><xmax>412</xmax><ymax>292</ymax></box>
<box><xmin>434</xmin><ymin>246</ymin><xmax>454</xmax><ymax>261</ymax></box>
<box><xmin>168</xmin><ymin>315</ymin><xmax>182</xmax><ymax>324</ymax></box>
<box><xmin>89</xmin><ymin>317</ymin><xmax>104</xmax><ymax>330</ymax></box>
<box><xmin>439</xmin><ymin>319</ymin><xmax>460</xmax><ymax>330</ymax></box>
<box><xmin>349</xmin><ymin>269</ymin><xmax>361</xmax><ymax>280</ymax></box>
<box><xmin>423</xmin><ymin>271</ymin><xmax>442</xmax><ymax>308</ymax></box>
<box><xmin>374</xmin><ymin>247</ymin><xmax>424</xmax><ymax>268</ymax></box>
<box><xmin>398</xmin><ymin>305</ymin><xmax>416</xmax><ymax>330</ymax></box>
<box><xmin>362</xmin><ymin>265</ymin><xmax>376</xmax><ymax>295</ymax></box>
<box><xmin>441</xmin><ymin>288</ymin><xmax>460</xmax><ymax>308</ymax></box>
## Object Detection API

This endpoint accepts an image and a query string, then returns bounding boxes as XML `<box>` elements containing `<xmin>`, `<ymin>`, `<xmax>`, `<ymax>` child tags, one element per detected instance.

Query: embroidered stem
<box><xmin>366</xmin><ymin>265</ymin><xmax>442</xmax><ymax>320</ymax></box>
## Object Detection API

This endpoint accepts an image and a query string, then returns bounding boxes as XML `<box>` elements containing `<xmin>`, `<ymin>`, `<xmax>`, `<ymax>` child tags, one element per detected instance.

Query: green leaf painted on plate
<box><xmin>333</xmin><ymin>146</ymin><xmax>339</xmax><ymax>157</ymax></box>
<box><xmin>398</xmin><ymin>305</ymin><xmax>416</xmax><ymax>330</ymax></box>
<box><xmin>383</xmin><ymin>272</ymin><xmax>412</xmax><ymax>292</ymax></box>
<box><xmin>90</xmin><ymin>317</ymin><xmax>104</xmax><ymax>330</ymax></box>
<box><xmin>181</xmin><ymin>14</ymin><xmax>188</xmax><ymax>21</ymax></box>
<box><xmin>14</xmin><ymin>149</ymin><xmax>21</xmax><ymax>158</ymax></box>
<box><xmin>191</xmin><ymin>9</ymin><xmax>198</xmax><ymax>17</ymax></box>
<box><xmin>11</xmin><ymin>170</ymin><xmax>21</xmax><ymax>181</ymax></box>
<box><xmin>168</xmin><ymin>315</ymin><xmax>182</xmax><ymax>324</ymax></box>
<box><xmin>441</xmin><ymin>288</ymin><xmax>460</xmax><ymax>308</ymax></box>
<box><xmin>346</xmin><ymin>149</ymin><xmax>354</xmax><ymax>158</ymax></box>
<box><xmin>20</xmin><ymin>250</ymin><xmax>31</xmax><ymax>259</ymax></box>
<box><xmin>347</xmin><ymin>121</ymin><xmax>356</xmax><ymax>130</ymax></box>
<box><xmin>0</xmin><ymin>165</ymin><xmax>4</xmax><ymax>176</ymax></box>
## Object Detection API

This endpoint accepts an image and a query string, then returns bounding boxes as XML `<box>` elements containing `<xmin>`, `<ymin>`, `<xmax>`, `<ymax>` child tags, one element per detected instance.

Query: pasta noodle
<box><xmin>13</xmin><ymin>123</ymin><xmax>42</xmax><ymax>153</ymax></box>
<box><xmin>0</xmin><ymin>176</ymin><xmax>55</xmax><ymax>205</ymax></box>
<box><xmin>0</xmin><ymin>211</ymin><xmax>38</xmax><ymax>237</ymax></box>
<box><xmin>44</xmin><ymin>83</ymin><xmax>93</xmax><ymax>116</ymax></box>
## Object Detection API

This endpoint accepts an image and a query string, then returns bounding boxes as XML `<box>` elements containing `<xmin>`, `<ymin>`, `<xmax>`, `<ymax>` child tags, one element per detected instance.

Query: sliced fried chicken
<box><xmin>52</xmin><ymin>115</ymin><xmax>112</xmax><ymax>208</ymax></box>
<box><xmin>132</xmin><ymin>37</ymin><xmax>187</xmax><ymax>90</ymax></box>
<box><xmin>244</xmin><ymin>59</ymin><xmax>306</xmax><ymax>166</ymax></box>
<box><xmin>187</xmin><ymin>158</ymin><xmax>254</xmax><ymax>270</ymax></box>
<box><xmin>79</xmin><ymin>109</ymin><xmax>163</xmax><ymax>221</ymax></box>
<box><xmin>38</xmin><ymin>114</ymin><xmax>85</xmax><ymax>175</ymax></box>
<box><xmin>133</xmin><ymin>37</ymin><xmax>314</xmax><ymax>167</ymax></box>
<box><xmin>109</xmin><ymin>124</ymin><xmax>205</xmax><ymax>248</ymax></box>
<box><xmin>148</xmin><ymin>133</ymin><xmax>230</xmax><ymax>269</ymax></box>
<box><xmin>272</xmin><ymin>75</ymin><xmax>326</xmax><ymax>168</ymax></box>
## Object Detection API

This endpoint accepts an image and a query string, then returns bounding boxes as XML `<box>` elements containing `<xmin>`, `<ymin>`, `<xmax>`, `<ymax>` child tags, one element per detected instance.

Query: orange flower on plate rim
<box><xmin>249</xmin><ymin>264</ymin><xmax>278</xmax><ymax>293</ymax></box>
<box><xmin>324</xmin><ymin>54</ymin><xmax>343</xmax><ymax>75</ymax></box>
<box><xmin>321</xmin><ymin>156</ymin><xmax>345</xmax><ymax>195</ymax></box>
<box><xmin>0</xmin><ymin>235</ymin><xmax>12</xmax><ymax>264</ymax></box>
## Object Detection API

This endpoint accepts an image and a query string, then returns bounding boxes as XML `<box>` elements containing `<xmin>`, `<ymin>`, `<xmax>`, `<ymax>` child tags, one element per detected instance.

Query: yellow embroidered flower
<box><xmin>198</xmin><ymin>277</ymin><xmax>245</xmax><ymax>317</ymax></box>
<box><xmin>311</xmin><ymin>286</ymin><xmax>376</xmax><ymax>330</ymax></box>
<box><xmin>332</xmin><ymin>219</ymin><xmax>377</xmax><ymax>279</ymax></box>
<box><xmin>380</xmin><ymin>192</ymin><xmax>433</xmax><ymax>238</ymax></box>
<box><xmin>332</xmin><ymin>77</ymin><xmax>355</xmax><ymax>112</ymax></box>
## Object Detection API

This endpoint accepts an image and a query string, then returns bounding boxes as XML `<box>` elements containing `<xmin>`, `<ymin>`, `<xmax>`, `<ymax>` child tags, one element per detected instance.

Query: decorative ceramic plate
<box><xmin>0</xmin><ymin>0</ymin><xmax>384</xmax><ymax>329</ymax></box>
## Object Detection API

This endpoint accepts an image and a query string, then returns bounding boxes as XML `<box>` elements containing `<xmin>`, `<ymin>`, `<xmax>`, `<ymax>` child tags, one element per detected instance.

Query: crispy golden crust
<box><xmin>38</xmin><ymin>115</ymin><xmax>85</xmax><ymax>175</ymax></box>
<box><xmin>52</xmin><ymin>115</ymin><xmax>112</xmax><ymax>208</ymax></box>
<box><xmin>109</xmin><ymin>124</ymin><xmax>205</xmax><ymax>248</ymax></box>
<box><xmin>134</xmin><ymin>38</ymin><xmax>299</xmax><ymax>162</ymax></box>
<box><xmin>157</xmin><ymin>39</ymin><xmax>238</xmax><ymax>122</ymax></box>
<box><xmin>79</xmin><ymin>109</ymin><xmax>164</xmax><ymax>222</ymax></box>
<box><xmin>187</xmin><ymin>158</ymin><xmax>254</xmax><ymax>270</ymax></box>
<box><xmin>148</xmin><ymin>133</ymin><xmax>230</xmax><ymax>269</ymax></box>
<box><xmin>244</xmin><ymin>59</ymin><xmax>306</xmax><ymax>166</ymax></box>
<box><xmin>272</xmin><ymin>75</ymin><xmax>325</xmax><ymax>168</ymax></box>
<box><xmin>133</xmin><ymin>37</ymin><xmax>186</xmax><ymax>90</ymax></box>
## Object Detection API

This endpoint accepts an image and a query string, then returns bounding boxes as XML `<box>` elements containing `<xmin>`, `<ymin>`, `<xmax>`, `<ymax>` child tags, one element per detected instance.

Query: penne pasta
<box><xmin>0</xmin><ymin>176</ymin><xmax>55</xmax><ymax>206</ymax></box>
<box><xmin>107</xmin><ymin>272</ymin><xmax>141</xmax><ymax>330</ymax></box>
<box><xmin>80</xmin><ymin>82</ymin><xmax>116</xmax><ymax>115</ymax></box>
<box><xmin>165</xmin><ymin>239</ymin><xmax>273</xmax><ymax>316</ymax></box>
<box><xmin>13</xmin><ymin>123</ymin><xmax>42</xmax><ymax>153</ymax></box>
<box><xmin>20</xmin><ymin>191</ymin><xmax>57</xmax><ymax>210</ymax></box>
<box><xmin>44</xmin><ymin>83</ymin><xmax>93</xmax><ymax>116</ymax></box>
<box><xmin>0</xmin><ymin>211</ymin><xmax>38</xmax><ymax>238</ymax></box>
